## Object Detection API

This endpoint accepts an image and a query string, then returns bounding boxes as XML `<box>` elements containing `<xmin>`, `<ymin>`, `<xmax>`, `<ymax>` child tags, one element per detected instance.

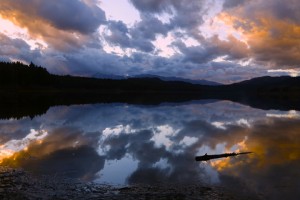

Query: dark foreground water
<box><xmin>0</xmin><ymin>100</ymin><xmax>299</xmax><ymax>199</ymax></box>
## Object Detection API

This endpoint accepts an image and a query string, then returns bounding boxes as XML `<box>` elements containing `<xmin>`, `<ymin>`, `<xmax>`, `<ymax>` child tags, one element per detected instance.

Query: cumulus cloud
<box><xmin>222</xmin><ymin>0</ymin><xmax>249</xmax><ymax>9</ymax></box>
<box><xmin>129</xmin><ymin>0</ymin><xmax>170</xmax><ymax>13</ymax></box>
<box><xmin>130</xmin><ymin>14</ymin><xmax>170</xmax><ymax>49</ymax></box>
<box><xmin>104</xmin><ymin>12</ymin><xmax>171</xmax><ymax>52</ymax></box>
<box><xmin>0</xmin><ymin>0</ymin><xmax>106</xmax><ymax>50</ymax></box>
<box><xmin>0</xmin><ymin>0</ymin><xmax>299</xmax><ymax>83</ymax></box>
<box><xmin>0</xmin><ymin>0</ymin><xmax>106</xmax><ymax>34</ymax></box>
<box><xmin>38</xmin><ymin>0</ymin><xmax>106</xmax><ymax>34</ymax></box>
<box><xmin>129</xmin><ymin>0</ymin><xmax>206</xmax><ymax>39</ymax></box>
<box><xmin>0</xmin><ymin>31</ymin><xmax>263</xmax><ymax>83</ymax></box>
<box><xmin>0</xmin><ymin>33</ymin><xmax>42</xmax><ymax>63</ymax></box>
<box><xmin>174</xmin><ymin>35</ymin><xmax>249</xmax><ymax>64</ymax></box>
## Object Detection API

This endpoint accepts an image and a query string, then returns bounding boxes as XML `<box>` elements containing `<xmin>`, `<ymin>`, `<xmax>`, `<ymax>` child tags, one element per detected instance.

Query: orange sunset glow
<box><xmin>0</xmin><ymin>0</ymin><xmax>299</xmax><ymax>82</ymax></box>
<box><xmin>1</xmin><ymin>1</ymin><xmax>300</xmax><ymax>199</ymax></box>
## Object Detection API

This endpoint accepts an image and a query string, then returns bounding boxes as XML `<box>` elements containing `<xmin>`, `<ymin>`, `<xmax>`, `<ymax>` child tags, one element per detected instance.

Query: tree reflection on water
<box><xmin>0</xmin><ymin>101</ymin><xmax>299</xmax><ymax>199</ymax></box>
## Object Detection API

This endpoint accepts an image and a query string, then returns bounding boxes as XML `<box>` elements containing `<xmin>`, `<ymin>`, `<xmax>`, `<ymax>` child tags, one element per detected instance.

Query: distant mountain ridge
<box><xmin>1</xmin><ymin>62</ymin><xmax>299</xmax><ymax>92</ymax></box>
<box><xmin>230</xmin><ymin>75</ymin><xmax>300</xmax><ymax>87</ymax></box>
<box><xmin>93</xmin><ymin>73</ymin><xmax>221</xmax><ymax>86</ymax></box>
<box><xmin>130</xmin><ymin>74</ymin><xmax>222</xmax><ymax>86</ymax></box>
<box><xmin>1</xmin><ymin>61</ymin><xmax>300</xmax><ymax>119</ymax></box>
<box><xmin>93</xmin><ymin>73</ymin><xmax>125</xmax><ymax>80</ymax></box>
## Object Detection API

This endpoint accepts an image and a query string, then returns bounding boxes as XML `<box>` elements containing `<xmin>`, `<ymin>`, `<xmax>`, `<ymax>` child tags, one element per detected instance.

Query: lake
<box><xmin>0</xmin><ymin>100</ymin><xmax>299</xmax><ymax>199</ymax></box>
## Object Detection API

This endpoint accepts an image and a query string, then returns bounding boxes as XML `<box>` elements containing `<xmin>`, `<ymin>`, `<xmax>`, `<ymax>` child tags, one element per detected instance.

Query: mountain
<box><xmin>1</xmin><ymin>61</ymin><xmax>300</xmax><ymax>119</ymax></box>
<box><xmin>1</xmin><ymin>62</ymin><xmax>299</xmax><ymax>94</ymax></box>
<box><xmin>0</xmin><ymin>61</ymin><xmax>204</xmax><ymax>92</ymax></box>
<box><xmin>230</xmin><ymin>76</ymin><xmax>300</xmax><ymax>87</ymax></box>
<box><xmin>92</xmin><ymin>73</ymin><xmax>222</xmax><ymax>85</ymax></box>
<box><xmin>130</xmin><ymin>74</ymin><xmax>222</xmax><ymax>86</ymax></box>
<box><xmin>93</xmin><ymin>73</ymin><xmax>126</xmax><ymax>80</ymax></box>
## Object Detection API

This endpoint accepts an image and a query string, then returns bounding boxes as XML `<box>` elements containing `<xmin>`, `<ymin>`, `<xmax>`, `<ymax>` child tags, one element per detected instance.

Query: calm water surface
<box><xmin>0</xmin><ymin>100</ymin><xmax>299</xmax><ymax>199</ymax></box>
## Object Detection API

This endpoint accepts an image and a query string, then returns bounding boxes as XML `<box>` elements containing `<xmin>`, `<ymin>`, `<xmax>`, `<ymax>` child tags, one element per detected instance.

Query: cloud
<box><xmin>0</xmin><ymin>33</ymin><xmax>42</xmax><ymax>62</ymax></box>
<box><xmin>37</xmin><ymin>0</ymin><xmax>106</xmax><ymax>34</ymax></box>
<box><xmin>174</xmin><ymin>35</ymin><xmax>249</xmax><ymax>64</ymax></box>
<box><xmin>0</xmin><ymin>32</ymin><xmax>263</xmax><ymax>83</ymax></box>
<box><xmin>104</xmin><ymin>0</ymin><xmax>207</xmax><ymax>53</ymax></box>
<box><xmin>104</xmin><ymin>20</ymin><xmax>155</xmax><ymax>52</ymax></box>
<box><xmin>0</xmin><ymin>0</ymin><xmax>106</xmax><ymax>50</ymax></box>
<box><xmin>129</xmin><ymin>0</ymin><xmax>207</xmax><ymax>39</ymax></box>
<box><xmin>104</xmin><ymin>21</ymin><xmax>131</xmax><ymax>49</ymax></box>
<box><xmin>129</xmin><ymin>0</ymin><xmax>170</xmax><ymax>13</ymax></box>
<box><xmin>221</xmin><ymin>0</ymin><xmax>300</xmax><ymax>68</ymax></box>
<box><xmin>222</xmin><ymin>0</ymin><xmax>249</xmax><ymax>9</ymax></box>
<box><xmin>1</xmin><ymin>0</ymin><xmax>299</xmax><ymax>83</ymax></box>
<box><xmin>0</xmin><ymin>0</ymin><xmax>106</xmax><ymax>34</ymax></box>
<box><xmin>130</xmin><ymin>14</ymin><xmax>170</xmax><ymax>46</ymax></box>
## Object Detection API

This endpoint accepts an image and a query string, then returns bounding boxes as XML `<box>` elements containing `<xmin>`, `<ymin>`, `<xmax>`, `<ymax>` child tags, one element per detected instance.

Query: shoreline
<box><xmin>0</xmin><ymin>166</ymin><xmax>259</xmax><ymax>200</ymax></box>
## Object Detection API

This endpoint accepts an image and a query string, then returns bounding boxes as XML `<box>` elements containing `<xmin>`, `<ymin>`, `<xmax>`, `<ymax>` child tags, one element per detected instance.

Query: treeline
<box><xmin>0</xmin><ymin>61</ymin><xmax>51</xmax><ymax>87</ymax></box>
<box><xmin>0</xmin><ymin>61</ymin><xmax>300</xmax><ymax>119</ymax></box>
<box><xmin>0</xmin><ymin>61</ymin><xmax>203</xmax><ymax>92</ymax></box>
<box><xmin>1</xmin><ymin>61</ymin><xmax>300</xmax><ymax>95</ymax></box>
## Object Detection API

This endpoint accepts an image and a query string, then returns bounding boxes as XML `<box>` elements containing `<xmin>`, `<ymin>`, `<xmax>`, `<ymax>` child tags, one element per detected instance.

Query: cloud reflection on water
<box><xmin>213</xmin><ymin>118</ymin><xmax>300</xmax><ymax>200</ymax></box>
<box><xmin>0</xmin><ymin>101</ymin><xmax>299</xmax><ymax>199</ymax></box>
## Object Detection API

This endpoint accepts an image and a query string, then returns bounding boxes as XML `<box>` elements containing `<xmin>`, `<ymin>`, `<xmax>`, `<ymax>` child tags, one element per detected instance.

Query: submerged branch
<box><xmin>195</xmin><ymin>152</ymin><xmax>253</xmax><ymax>161</ymax></box>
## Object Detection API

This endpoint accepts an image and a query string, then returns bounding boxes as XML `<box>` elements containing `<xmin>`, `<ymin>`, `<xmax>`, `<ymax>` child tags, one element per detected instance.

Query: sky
<box><xmin>0</xmin><ymin>0</ymin><xmax>300</xmax><ymax>83</ymax></box>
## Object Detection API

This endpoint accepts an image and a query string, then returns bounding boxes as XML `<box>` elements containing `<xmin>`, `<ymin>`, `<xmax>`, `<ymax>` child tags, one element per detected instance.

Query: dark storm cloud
<box><xmin>129</xmin><ymin>0</ymin><xmax>170</xmax><ymax>13</ymax></box>
<box><xmin>0</xmin><ymin>0</ymin><xmax>106</xmax><ymax>51</ymax></box>
<box><xmin>130</xmin><ymin>15</ymin><xmax>169</xmax><ymax>40</ymax></box>
<box><xmin>222</xmin><ymin>0</ymin><xmax>249</xmax><ymax>9</ymax></box>
<box><xmin>224</xmin><ymin>0</ymin><xmax>300</xmax><ymax>25</ymax></box>
<box><xmin>104</xmin><ymin>0</ymin><xmax>206</xmax><ymax>53</ymax></box>
<box><xmin>60</xmin><ymin>48</ymin><xmax>133</xmax><ymax>75</ymax></box>
<box><xmin>104</xmin><ymin>20</ymin><xmax>149</xmax><ymax>51</ymax></box>
<box><xmin>105</xmin><ymin>16</ymin><xmax>169</xmax><ymax>52</ymax></box>
<box><xmin>268</xmin><ymin>0</ymin><xmax>300</xmax><ymax>24</ymax></box>
<box><xmin>0</xmin><ymin>0</ymin><xmax>106</xmax><ymax>34</ymax></box>
<box><xmin>168</xmin><ymin>0</ymin><xmax>204</xmax><ymax>32</ymax></box>
<box><xmin>38</xmin><ymin>0</ymin><xmax>106</xmax><ymax>34</ymax></box>
<box><xmin>104</xmin><ymin>21</ymin><xmax>131</xmax><ymax>48</ymax></box>
<box><xmin>129</xmin><ymin>0</ymin><xmax>206</xmax><ymax>40</ymax></box>
<box><xmin>129</xmin><ymin>0</ymin><xmax>205</xmax><ymax>26</ymax></box>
